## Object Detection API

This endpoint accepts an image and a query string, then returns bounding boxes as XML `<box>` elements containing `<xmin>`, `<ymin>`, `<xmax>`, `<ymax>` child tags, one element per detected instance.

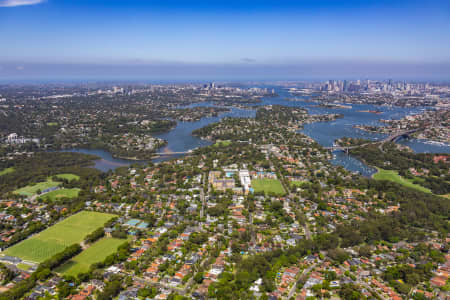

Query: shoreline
<box><xmin>352</xmin><ymin>125</ymin><xmax>450</xmax><ymax>147</ymax></box>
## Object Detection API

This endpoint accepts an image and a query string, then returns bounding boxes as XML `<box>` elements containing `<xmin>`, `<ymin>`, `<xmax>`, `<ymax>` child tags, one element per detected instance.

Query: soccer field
<box><xmin>39</xmin><ymin>188</ymin><xmax>81</xmax><ymax>201</ymax></box>
<box><xmin>13</xmin><ymin>180</ymin><xmax>61</xmax><ymax>197</ymax></box>
<box><xmin>251</xmin><ymin>178</ymin><xmax>286</xmax><ymax>195</ymax></box>
<box><xmin>2</xmin><ymin>211</ymin><xmax>116</xmax><ymax>263</ymax></box>
<box><xmin>56</xmin><ymin>238</ymin><xmax>126</xmax><ymax>276</ymax></box>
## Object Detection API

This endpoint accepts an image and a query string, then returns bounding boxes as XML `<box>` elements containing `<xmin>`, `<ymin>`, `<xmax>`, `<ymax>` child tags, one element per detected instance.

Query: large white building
<box><xmin>239</xmin><ymin>170</ymin><xmax>251</xmax><ymax>193</ymax></box>
<box><xmin>7</xmin><ymin>133</ymin><xmax>18</xmax><ymax>143</ymax></box>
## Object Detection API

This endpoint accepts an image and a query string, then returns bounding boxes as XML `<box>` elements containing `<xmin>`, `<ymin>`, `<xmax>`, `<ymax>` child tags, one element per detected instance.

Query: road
<box><xmin>200</xmin><ymin>187</ymin><xmax>205</xmax><ymax>218</ymax></box>
<box><xmin>284</xmin><ymin>263</ymin><xmax>316</xmax><ymax>300</ymax></box>
<box><xmin>303</xmin><ymin>223</ymin><xmax>311</xmax><ymax>240</ymax></box>
<box><xmin>200</xmin><ymin>172</ymin><xmax>207</xmax><ymax>218</ymax></box>
<box><xmin>359</xmin><ymin>280</ymin><xmax>386</xmax><ymax>300</ymax></box>
<box><xmin>133</xmin><ymin>254</ymin><xmax>212</xmax><ymax>296</ymax></box>
<box><xmin>134</xmin><ymin>276</ymin><xmax>187</xmax><ymax>295</ymax></box>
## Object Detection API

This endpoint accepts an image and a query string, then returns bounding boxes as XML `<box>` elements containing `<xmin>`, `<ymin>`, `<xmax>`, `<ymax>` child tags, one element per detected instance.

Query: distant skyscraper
<box><xmin>327</xmin><ymin>80</ymin><xmax>333</xmax><ymax>91</ymax></box>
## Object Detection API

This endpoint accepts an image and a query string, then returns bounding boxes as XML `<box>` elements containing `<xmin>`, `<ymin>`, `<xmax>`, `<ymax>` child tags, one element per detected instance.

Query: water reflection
<box><xmin>61</xmin><ymin>148</ymin><xmax>146</xmax><ymax>172</ymax></box>
<box><xmin>64</xmin><ymin>86</ymin><xmax>450</xmax><ymax>175</ymax></box>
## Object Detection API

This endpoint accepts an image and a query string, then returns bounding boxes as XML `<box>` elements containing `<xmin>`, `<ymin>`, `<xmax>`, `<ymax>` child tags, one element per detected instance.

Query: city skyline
<box><xmin>1</xmin><ymin>0</ymin><xmax>450</xmax><ymax>79</ymax></box>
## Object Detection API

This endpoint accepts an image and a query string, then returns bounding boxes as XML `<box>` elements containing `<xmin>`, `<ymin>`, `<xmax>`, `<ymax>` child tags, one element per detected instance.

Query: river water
<box><xmin>67</xmin><ymin>86</ymin><xmax>450</xmax><ymax>175</ymax></box>
<box><xmin>152</xmin><ymin>106</ymin><xmax>256</xmax><ymax>163</ymax></box>
<box><xmin>60</xmin><ymin>148</ymin><xmax>147</xmax><ymax>173</ymax></box>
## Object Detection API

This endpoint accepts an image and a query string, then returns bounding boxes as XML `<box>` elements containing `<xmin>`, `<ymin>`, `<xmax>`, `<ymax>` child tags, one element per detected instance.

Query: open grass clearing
<box><xmin>2</xmin><ymin>211</ymin><xmax>116</xmax><ymax>263</ymax></box>
<box><xmin>251</xmin><ymin>178</ymin><xmax>286</xmax><ymax>195</ymax></box>
<box><xmin>0</xmin><ymin>167</ymin><xmax>14</xmax><ymax>176</ymax></box>
<box><xmin>56</xmin><ymin>238</ymin><xmax>126</xmax><ymax>276</ymax></box>
<box><xmin>372</xmin><ymin>168</ymin><xmax>431</xmax><ymax>194</ymax></box>
<box><xmin>39</xmin><ymin>188</ymin><xmax>81</xmax><ymax>201</ymax></box>
<box><xmin>54</xmin><ymin>173</ymin><xmax>80</xmax><ymax>181</ymax></box>
<box><xmin>213</xmin><ymin>140</ymin><xmax>231</xmax><ymax>147</ymax></box>
<box><xmin>16</xmin><ymin>263</ymin><xmax>33</xmax><ymax>271</ymax></box>
<box><xmin>290</xmin><ymin>181</ymin><xmax>307</xmax><ymax>187</ymax></box>
<box><xmin>13</xmin><ymin>179</ymin><xmax>61</xmax><ymax>197</ymax></box>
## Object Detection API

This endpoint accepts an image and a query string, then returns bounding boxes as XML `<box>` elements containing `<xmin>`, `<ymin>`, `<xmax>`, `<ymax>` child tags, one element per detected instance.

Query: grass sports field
<box><xmin>2</xmin><ymin>211</ymin><xmax>116</xmax><ymax>263</ymax></box>
<box><xmin>13</xmin><ymin>179</ymin><xmax>61</xmax><ymax>197</ymax></box>
<box><xmin>56</xmin><ymin>238</ymin><xmax>126</xmax><ymax>276</ymax></box>
<box><xmin>16</xmin><ymin>263</ymin><xmax>32</xmax><ymax>271</ymax></box>
<box><xmin>214</xmin><ymin>140</ymin><xmax>231</xmax><ymax>147</ymax></box>
<box><xmin>55</xmin><ymin>173</ymin><xmax>80</xmax><ymax>181</ymax></box>
<box><xmin>39</xmin><ymin>188</ymin><xmax>81</xmax><ymax>201</ymax></box>
<box><xmin>372</xmin><ymin>168</ymin><xmax>431</xmax><ymax>194</ymax></box>
<box><xmin>0</xmin><ymin>167</ymin><xmax>14</xmax><ymax>176</ymax></box>
<box><xmin>252</xmin><ymin>178</ymin><xmax>286</xmax><ymax>195</ymax></box>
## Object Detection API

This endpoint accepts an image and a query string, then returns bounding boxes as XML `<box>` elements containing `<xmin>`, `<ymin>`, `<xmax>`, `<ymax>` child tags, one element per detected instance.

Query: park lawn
<box><xmin>54</xmin><ymin>173</ymin><xmax>80</xmax><ymax>181</ymax></box>
<box><xmin>47</xmin><ymin>122</ymin><xmax>58</xmax><ymax>126</ymax></box>
<box><xmin>0</xmin><ymin>167</ymin><xmax>14</xmax><ymax>176</ymax></box>
<box><xmin>56</xmin><ymin>238</ymin><xmax>126</xmax><ymax>276</ymax></box>
<box><xmin>39</xmin><ymin>188</ymin><xmax>81</xmax><ymax>201</ymax></box>
<box><xmin>290</xmin><ymin>181</ymin><xmax>307</xmax><ymax>187</ymax></box>
<box><xmin>2</xmin><ymin>211</ymin><xmax>116</xmax><ymax>263</ymax></box>
<box><xmin>213</xmin><ymin>140</ymin><xmax>231</xmax><ymax>147</ymax></box>
<box><xmin>16</xmin><ymin>263</ymin><xmax>32</xmax><ymax>271</ymax></box>
<box><xmin>252</xmin><ymin>178</ymin><xmax>286</xmax><ymax>195</ymax></box>
<box><xmin>13</xmin><ymin>180</ymin><xmax>61</xmax><ymax>197</ymax></box>
<box><xmin>372</xmin><ymin>168</ymin><xmax>431</xmax><ymax>194</ymax></box>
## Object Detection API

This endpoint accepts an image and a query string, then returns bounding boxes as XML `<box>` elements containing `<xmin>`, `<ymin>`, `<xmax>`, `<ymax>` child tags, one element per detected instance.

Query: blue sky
<box><xmin>1</xmin><ymin>0</ymin><xmax>449</xmax><ymax>80</ymax></box>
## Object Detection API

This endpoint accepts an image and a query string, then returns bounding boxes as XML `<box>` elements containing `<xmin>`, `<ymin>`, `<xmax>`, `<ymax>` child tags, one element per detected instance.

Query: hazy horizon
<box><xmin>1</xmin><ymin>0</ymin><xmax>450</xmax><ymax>80</ymax></box>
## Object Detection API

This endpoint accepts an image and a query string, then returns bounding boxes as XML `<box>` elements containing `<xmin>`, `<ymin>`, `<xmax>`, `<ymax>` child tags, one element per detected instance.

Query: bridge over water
<box><xmin>153</xmin><ymin>151</ymin><xmax>191</xmax><ymax>156</ymax></box>
<box><xmin>324</xmin><ymin>127</ymin><xmax>424</xmax><ymax>153</ymax></box>
<box><xmin>153</xmin><ymin>127</ymin><xmax>426</xmax><ymax>157</ymax></box>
